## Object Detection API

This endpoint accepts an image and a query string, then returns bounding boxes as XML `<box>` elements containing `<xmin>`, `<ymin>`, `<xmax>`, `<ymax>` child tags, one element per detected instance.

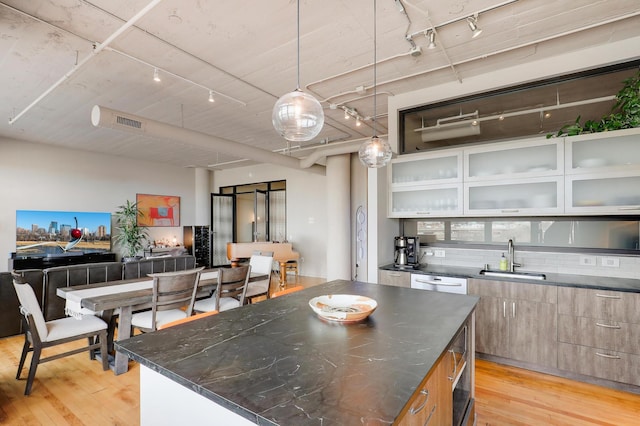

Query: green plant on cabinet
<box><xmin>548</xmin><ymin>70</ymin><xmax>640</xmax><ymax>137</ymax></box>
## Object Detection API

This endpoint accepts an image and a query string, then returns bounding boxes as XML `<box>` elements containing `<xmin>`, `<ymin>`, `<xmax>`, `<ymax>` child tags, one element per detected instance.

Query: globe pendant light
<box><xmin>359</xmin><ymin>0</ymin><xmax>392</xmax><ymax>168</ymax></box>
<box><xmin>272</xmin><ymin>0</ymin><xmax>324</xmax><ymax>142</ymax></box>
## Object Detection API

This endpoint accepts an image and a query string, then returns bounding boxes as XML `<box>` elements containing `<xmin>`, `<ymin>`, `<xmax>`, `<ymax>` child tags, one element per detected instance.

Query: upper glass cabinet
<box><xmin>565</xmin><ymin>128</ymin><xmax>640</xmax><ymax>174</ymax></box>
<box><xmin>464</xmin><ymin>137</ymin><xmax>563</xmax><ymax>181</ymax></box>
<box><xmin>390</xmin><ymin>149</ymin><xmax>462</xmax><ymax>186</ymax></box>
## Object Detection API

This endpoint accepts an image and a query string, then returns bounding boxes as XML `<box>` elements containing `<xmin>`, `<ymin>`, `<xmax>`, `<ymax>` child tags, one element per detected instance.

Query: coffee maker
<box><xmin>394</xmin><ymin>236</ymin><xmax>420</xmax><ymax>269</ymax></box>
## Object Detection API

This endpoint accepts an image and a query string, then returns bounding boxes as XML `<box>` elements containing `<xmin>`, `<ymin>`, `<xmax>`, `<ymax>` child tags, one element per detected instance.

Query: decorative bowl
<box><xmin>308</xmin><ymin>294</ymin><xmax>377</xmax><ymax>323</ymax></box>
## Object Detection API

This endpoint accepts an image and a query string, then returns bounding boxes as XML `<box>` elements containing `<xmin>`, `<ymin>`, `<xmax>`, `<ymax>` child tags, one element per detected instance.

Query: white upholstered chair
<box><xmin>130</xmin><ymin>267</ymin><xmax>204</xmax><ymax>332</ymax></box>
<box><xmin>12</xmin><ymin>277</ymin><xmax>109</xmax><ymax>395</ymax></box>
<box><xmin>245</xmin><ymin>253</ymin><xmax>274</xmax><ymax>303</ymax></box>
<box><xmin>194</xmin><ymin>265</ymin><xmax>251</xmax><ymax>313</ymax></box>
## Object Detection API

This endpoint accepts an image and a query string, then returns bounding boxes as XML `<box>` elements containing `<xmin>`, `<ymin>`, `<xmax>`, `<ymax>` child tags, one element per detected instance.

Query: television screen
<box><xmin>16</xmin><ymin>210</ymin><xmax>111</xmax><ymax>256</ymax></box>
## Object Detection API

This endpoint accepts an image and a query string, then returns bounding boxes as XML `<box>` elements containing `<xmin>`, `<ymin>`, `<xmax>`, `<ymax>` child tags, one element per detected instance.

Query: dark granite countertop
<box><xmin>116</xmin><ymin>279</ymin><xmax>479</xmax><ymax>425</ymax></box>
<box><xmin>380</xmin><ymin>264</ymin><xmax>640</xmax><ymax>293</ymax></box>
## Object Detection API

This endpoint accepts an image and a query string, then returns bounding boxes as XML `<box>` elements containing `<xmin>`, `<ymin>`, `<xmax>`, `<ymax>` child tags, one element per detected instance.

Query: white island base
<box><xmin>140</xmin><ymin>365</ymin><xmax>255</xmax><ymax>425</ymax></box>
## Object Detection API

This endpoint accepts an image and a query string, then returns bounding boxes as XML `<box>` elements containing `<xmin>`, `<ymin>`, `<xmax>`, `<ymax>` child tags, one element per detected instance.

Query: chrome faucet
<box><xmin>507</xmin><ymin>239</ymin><xmax>521</xmax><ymax>272</ymax></box>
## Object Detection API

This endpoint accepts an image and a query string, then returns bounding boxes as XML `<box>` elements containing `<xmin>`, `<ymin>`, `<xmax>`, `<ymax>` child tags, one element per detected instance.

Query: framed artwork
<box><xmin>136</xmin><ymin>194</ymin><xmax>180</xmax><ymax>227</ymax></box>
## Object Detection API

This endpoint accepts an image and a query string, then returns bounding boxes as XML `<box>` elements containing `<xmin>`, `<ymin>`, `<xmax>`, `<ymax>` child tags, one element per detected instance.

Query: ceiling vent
<box><xmin>115</xmin><ymin>114</ymin><xmax>143</xmax><ymax>130</ymax></box>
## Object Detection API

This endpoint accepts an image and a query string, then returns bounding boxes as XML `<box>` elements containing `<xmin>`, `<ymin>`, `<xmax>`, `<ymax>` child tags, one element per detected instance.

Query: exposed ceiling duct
<box><xmin>91</xmin><ymin>105</ymin><xmax>365</xmax><ymax>174</ymax></box>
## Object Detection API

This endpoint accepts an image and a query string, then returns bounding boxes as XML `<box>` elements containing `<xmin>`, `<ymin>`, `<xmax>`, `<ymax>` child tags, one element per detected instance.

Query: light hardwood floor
<box><xmin>2</xmin><ymin>275</ymin><xmax>639</xmax><ymax>425</ymax></box>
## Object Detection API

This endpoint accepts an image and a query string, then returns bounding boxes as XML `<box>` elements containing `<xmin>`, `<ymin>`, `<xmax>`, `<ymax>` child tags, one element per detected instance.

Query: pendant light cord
<box><xmin>296</xmin><ymin>0</ymin><xmax>301</xmax><ymax>90</ymax></box>
<box><xmin>373</xmin><ymin>0</ymin><xmax>377</xmax><ymax>137</ymax></box>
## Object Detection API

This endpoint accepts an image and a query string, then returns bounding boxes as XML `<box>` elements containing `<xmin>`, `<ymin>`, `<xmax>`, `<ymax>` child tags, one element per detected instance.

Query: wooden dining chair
<box><xmin>158</xmin><ymin>310</ymin><xmax>219</xmax><ymax>330</ymax></box>
<box><xmin>130</xmin><ymin>267</ymin><xmax>204</xmax><ymax>332</ymax></box>
<box><xmin>194</xmin><ymin>265</ymin><xmax>251</xmax><ymax>313</ymax></box>
<box><xmin>271</xmin><ymin>285</ymin><xmax>304</xmax><ymax>298</ymax></box>
<box><xmin>12</xmin><ymin>277</ymin><xmax>109</xmax><ymax>395</ymax></box>
<box><xmin>245</xmin><ymin>253</ymin><xmax>274</xmax><ymax>304</ymax></box>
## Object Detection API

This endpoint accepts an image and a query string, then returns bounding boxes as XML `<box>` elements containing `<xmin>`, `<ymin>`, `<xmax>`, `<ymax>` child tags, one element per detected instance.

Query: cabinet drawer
<box><xmin>468</xmin><ymin>279</ymin><xmax>557</xmax><ymax>304</ymax></box>
<box><xmin>400</xmin><ymin>371</ymin><xmax>439</xmax><ymax>426</ymax></box>
<box><xmin>558</xmin><ymin>342</ymin><xmax>640</xmax><ymax>386</ymax></box>
<box><xmin>558</xmin><ymin>287</ymin><xmax>640</xmax><ymax>323</ymax></box>
<box><xmin>557</xmin><ymin>314</ymin><xmax>640</xmax><ymax>354</ymax></box>
<box><xmin>378</xmin><ymin>270</ymin><xmax>411</xmax><ymax>288</ymax></box>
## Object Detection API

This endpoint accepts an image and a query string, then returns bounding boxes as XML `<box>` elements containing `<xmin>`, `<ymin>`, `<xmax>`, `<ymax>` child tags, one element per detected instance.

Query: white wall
<box><xmin>213</xmin><ymin>163</ymin><xmax>330</xmax><ymax>279</ymax></box>
<box><xmin>1</xmin><ymin>137</ymin><xmax>198</xmax><ymax>272</ymax></box>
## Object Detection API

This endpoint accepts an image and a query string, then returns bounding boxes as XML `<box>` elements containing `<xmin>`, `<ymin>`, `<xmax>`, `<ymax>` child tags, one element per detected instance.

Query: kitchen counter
<box><xmin>380</xmin><ymin>264</ymin><xmax>640</xmax><ymax>293</ymax></box>
<box><xmin>116</xmin><ymin>279</ymin><xmax>479</xmax><ymax>425</ymax></box>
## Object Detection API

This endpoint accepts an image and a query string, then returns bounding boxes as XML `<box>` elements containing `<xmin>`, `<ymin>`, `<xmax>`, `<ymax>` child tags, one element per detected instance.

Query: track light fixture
<box><xmin>467</xmin><ymin>14</ymin><xmax>482</xmax><ymax>38</ymax></box>
<box><xmin>426</xmin><ymin>30</ymin><xmax>436</xmax><ymax>49</ymax></box>
<box><xmin>153</xmin><ymin>67</ymin><xmax>161</xmax><ymax>82</ymax></box>
<box><xmin>208</xmin><ymin>90</ymin><xmax>215</xmax><ymax>103</ymax></box>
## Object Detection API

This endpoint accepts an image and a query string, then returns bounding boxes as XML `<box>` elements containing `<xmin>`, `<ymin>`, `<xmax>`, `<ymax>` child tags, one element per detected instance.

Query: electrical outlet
<box><xmin>579</xmin><ymin>255</ymin><xmax>597</xmax><ymax>266</ymax></box>
<box><xmin>434</xmin><ymin>249</ymin><xmax>445</xmax><ymax>258</ymax></box>
<box><xmin>601</xmin><ymin>257</ymin><xmax>619</xmax><ymax>267</ymax></box>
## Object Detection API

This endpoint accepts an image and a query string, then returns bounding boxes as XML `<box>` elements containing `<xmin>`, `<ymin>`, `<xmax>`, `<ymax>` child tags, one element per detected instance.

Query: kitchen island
<box><xmin>116</xmin><ymin>279</ymin><xmax>479</xmax><ymax>425</ymax></box>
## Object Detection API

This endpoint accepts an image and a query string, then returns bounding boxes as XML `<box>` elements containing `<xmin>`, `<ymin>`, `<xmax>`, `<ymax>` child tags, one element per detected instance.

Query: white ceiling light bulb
<box><xmin>426</xmin><ymin>30</ymin><xmax>436</xmax><ymax>49</ymax></box>
<box><xmin>272</xmin><ymin>0</ymin><xmax>324</xmax><ymax>142</ymax></box>
<box><xmin>467</xmin><ymin>15</ymin><xmax>483</xmax><ymax>38</ymax></box>
<box><xmin>153</xmin><ymin>68</ymin><xmax>161</xmax><ymax>82</ymax></box>
<box><xmin>359</xmin><ymin>0</ymin><xmax>392</xmax><ymax>168</ymax></box>
<box><xmin>344</xmin><ymin>109</ymin><xmax>350</xmax><ymax>120</ymax></box>
<box><xmin>356</xmin><ymin>117</ymin><xmax>361</xmax><ymax>127</ymax></box>
<box><xmin>208</xmin><ymin>90</ymin><xmax>215</xmax><ymax>103</ymax></box>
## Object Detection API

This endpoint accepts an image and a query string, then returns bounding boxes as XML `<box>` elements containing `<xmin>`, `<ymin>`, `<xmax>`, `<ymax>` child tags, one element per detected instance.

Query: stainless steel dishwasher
<box><xmin>410</xmin><ymin>273</ymin><xmax>468</xmax><ymax>294</ymax></box>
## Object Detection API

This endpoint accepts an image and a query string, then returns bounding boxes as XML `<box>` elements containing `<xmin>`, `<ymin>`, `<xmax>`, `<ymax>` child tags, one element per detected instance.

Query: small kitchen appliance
<box><xmin>394</xmin><ymin>236</ymin><xmax>420</xmax><ymax>269</ymax></box>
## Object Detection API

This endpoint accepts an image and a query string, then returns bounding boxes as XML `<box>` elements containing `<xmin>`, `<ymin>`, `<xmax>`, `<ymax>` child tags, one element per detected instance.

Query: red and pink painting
<box><xmin>136</xmin><ymin>194</ymin><xmax>180</xmax><ymax>227</ymax></box>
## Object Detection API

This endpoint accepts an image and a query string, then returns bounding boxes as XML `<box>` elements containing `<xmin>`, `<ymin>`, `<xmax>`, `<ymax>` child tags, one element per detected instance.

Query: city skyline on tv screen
<box><xmin>16</xmin><ymin>210</ymin><xmax>111</xmax><ymax>256</ymax></box>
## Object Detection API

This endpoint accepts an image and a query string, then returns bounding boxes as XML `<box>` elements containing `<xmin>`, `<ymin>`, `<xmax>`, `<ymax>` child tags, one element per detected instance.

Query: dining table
<box><xmin>56</xmin><ymin>268</ymin><xmax>266</xmax><ymax>375</ymax></box>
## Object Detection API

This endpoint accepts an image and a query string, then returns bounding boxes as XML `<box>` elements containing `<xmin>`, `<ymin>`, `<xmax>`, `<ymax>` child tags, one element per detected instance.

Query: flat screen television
<box><xmin>16</xmin><ymin>210</ymin><xmax>111</xmax><ymax>257</ymax></box>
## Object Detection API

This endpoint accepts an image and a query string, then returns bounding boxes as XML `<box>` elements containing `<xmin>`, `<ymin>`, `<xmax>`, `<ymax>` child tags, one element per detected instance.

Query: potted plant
<box><xmin>113</xmin><ymin>200</ymin><xmax>149</xmax><ymax>261</ymax></box>
<box><xmin>548</xmin><ymin>70</ymin><xmax>640</xmax><ymax>137</ymax></box>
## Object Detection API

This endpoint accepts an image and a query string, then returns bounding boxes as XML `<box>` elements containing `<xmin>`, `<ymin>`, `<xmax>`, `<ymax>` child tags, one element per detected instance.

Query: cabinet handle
<box><xmin>595</xmin><ymin>293</ymin><xmax>621</xmax><ymax>299</ymax></box>
<box><xmin>388</xmin><ymin>273</ymin><xmax>402</xmax><ymax>277</ymax></box>
<box><xmin>501</xmin><ymin>209</ymin><xmax>520</xmax><ymax>213</ymax></box>
<box><xmin>424</xmin><ymin>404</ymin><xmax>437</xmax><ymax>425</ymax></box>
<box><xmin>596</xmin><ymin>322</ymin><xmax>621</xmax><ymax>329</ymax></box>
<box><xmin>448</xmin><ymin>349</ymin><xmax>457</xmax><ymax>381</ymax></box>
<box><xmin>617</xmin><ymin>206</ymin><xmax>640</xmax><ymax>211</ymax></box>
<box><xmin>595</xmin><ymin>352</ymin><xmax>621</xmax><ymax>360</ymax></box>
<box><xmin>503</xmin><ymin>300</ymin><xmax>506</xmax><ymax>318</ymax></box>
<box><xmin>512</xmin><ymin>302</ymin><xmax>516</xmax><ymax>318</ymax></box>
<box><xmin>409</xmin><ymin>389</ymin><xmax>429</xmax><ymax>414</ymax></box>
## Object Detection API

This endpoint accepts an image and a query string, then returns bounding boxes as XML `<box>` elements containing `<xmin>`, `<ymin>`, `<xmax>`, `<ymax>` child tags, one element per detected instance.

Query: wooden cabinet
<box><xmin>399</xmin><ymin>354</ymin><xmax>450</xmax><ymax>425</ymax></box>
<box><xmin>398</xmin><ymin>317</ymin><xmax>474</xmax><ymax>426</ymax></box>
<box><xmin>557</xmin><ymin>286</ymin><xmax>640</xmax><ymax>386</ymax></box>
<box><xmin>468</xmin><ymin>279</ymin><xmax>558</xmax><ymax>368</ymax></box>
<box><xmin>378</xmin><ymin>269</ymin><xmax>411</xmax><ymax>288</ymax></box>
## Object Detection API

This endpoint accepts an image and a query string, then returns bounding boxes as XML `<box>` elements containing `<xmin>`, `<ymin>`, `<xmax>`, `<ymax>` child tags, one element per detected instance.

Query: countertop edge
<box><xmin>380</xmin><ymin>264</ymin><xmax>640</xmax><ymax>293</ymax></box>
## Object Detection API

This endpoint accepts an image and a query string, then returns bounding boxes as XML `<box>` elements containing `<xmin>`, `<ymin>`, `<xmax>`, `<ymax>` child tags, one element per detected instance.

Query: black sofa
<box><xmin>0</xmin><ymin>255</ymin><xmax>197</xmax><ymax>337</ymax></box>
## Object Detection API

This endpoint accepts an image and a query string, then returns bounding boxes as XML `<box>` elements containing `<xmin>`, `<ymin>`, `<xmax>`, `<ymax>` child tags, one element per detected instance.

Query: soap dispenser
<box><xmin>499</xmin><ymin>253</ymin><xmax>508</xmax><ymax>271</ymax></box>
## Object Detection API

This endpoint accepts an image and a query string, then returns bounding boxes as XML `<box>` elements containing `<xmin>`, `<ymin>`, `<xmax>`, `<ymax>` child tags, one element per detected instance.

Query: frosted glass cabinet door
<box><xmin>390</xmin><ymin>150</ymin><xmax>462</xmax><ymax>187</ymax></box>
<box><xmin>464</xmin><ymin>137</ymin><xmax>563</xmax><ymax>181</ymax></box>
<box><xmin>465</xmin><ymin>177</ymin><xmax>564</xmax><ymax>216</ymax></box>
<box><xmin>389</xmin><ymin>184</ymin><xmax>463</xmax><ymax>217</ymax></box>
<box><xmin>566</xmin><ymin>172</ymin><xmax>640</xmax><ymax>214</ymax></box>
<box><xmin>565</xmin><ymin>128</ymin><xmax>640</xmax><ymax>175</ymax></box>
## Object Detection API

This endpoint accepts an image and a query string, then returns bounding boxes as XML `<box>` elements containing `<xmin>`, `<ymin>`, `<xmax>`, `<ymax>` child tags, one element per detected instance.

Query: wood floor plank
<box><xmin>2</xmin><ymin>276</ymin><xmax>640</xmax><ymax>425</ymax></box>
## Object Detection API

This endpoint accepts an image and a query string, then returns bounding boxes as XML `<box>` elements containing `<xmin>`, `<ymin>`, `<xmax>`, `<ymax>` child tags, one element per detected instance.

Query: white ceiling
<box><xmin>1</xmin><ymin>0</ymin><xmax>639</xmax><ymax>170</ymax></box>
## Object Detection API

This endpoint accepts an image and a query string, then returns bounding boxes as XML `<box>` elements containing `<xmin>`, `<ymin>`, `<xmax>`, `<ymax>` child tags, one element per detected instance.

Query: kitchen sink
<box><xmin>479</xmin><ymin>270</ymin><xmax>546</xmax><ymax>280</ymax></box>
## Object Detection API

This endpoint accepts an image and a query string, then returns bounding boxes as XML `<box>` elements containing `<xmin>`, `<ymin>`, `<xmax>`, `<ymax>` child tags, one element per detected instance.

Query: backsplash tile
<box><xmin>420</xmin><ymin>247</ymin><xmax>639</xmax><ymax>279</ymax></box>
